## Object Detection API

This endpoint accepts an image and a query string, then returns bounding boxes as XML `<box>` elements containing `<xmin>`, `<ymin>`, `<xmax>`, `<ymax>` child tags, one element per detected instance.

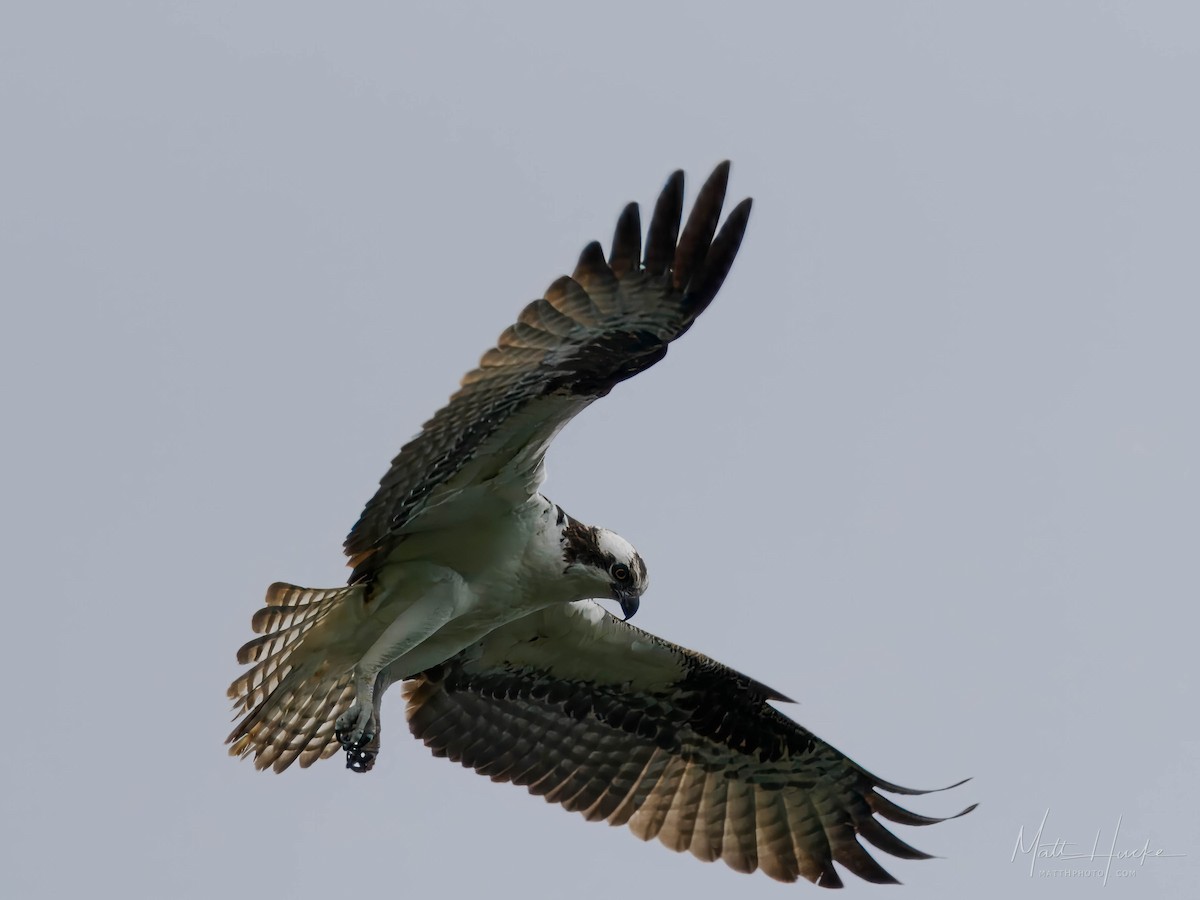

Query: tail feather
<box><xmin>249</xmin><ymin>583</ymin><xmax>349</xmax><ymax>637</ymax></box>
<box><xmin>228</xmin><ymin>583</ymin><xmax>357</xmax><ymax>712</ymax></box>
<box><xmin>227</xmin><ymin>582</ymin><xmax>363</xmax><ymax>772</ymax></box>
<box><xmin>298</xmin><ymin>680</ymin><xmax>357</xmax><ymax>768</ymax></box>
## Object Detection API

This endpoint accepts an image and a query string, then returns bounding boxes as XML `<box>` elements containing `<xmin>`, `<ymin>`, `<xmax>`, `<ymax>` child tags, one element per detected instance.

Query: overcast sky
<box><xmin>3</xmin><ymin>3</ymin><xmax>1198</xmax><ymax>897</ymax></box>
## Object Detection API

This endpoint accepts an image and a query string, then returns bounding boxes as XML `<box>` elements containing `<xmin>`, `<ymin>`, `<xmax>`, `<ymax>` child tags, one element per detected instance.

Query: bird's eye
<box><xmin>611</xmin><ymin>564</ymin><xmax>631</xmax><ymax>583</ymax></box>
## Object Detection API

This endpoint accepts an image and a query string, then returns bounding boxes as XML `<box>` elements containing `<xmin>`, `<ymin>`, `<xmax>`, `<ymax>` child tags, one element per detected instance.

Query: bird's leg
<box><xmin>335</xmin><ymin>566</ymin><xmax>465</xmax><ymax>766</ymax></box>
<box><xmin>342</xmin><ymin>670</ymin><xmax>395</xmax><ymax>773</ymax></box>
<box><xmin>338</xmin><ymin>669</ymin><xmax>401</xmax><ymax>773</ymax></box>
<box><xmin>335</xmin><ymin>672</ymin><xmax>380</xmax><ymax>767</ymax></box>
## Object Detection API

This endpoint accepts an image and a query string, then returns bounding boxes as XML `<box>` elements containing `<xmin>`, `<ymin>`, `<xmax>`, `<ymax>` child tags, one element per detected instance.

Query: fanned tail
<box><xmin>226</xmin><ymin>582</ymin><xmax>362</xmax><ymax>772</ymax></box>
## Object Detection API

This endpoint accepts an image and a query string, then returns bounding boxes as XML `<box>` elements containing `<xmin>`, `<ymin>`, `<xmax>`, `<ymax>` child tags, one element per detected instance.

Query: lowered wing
<box><xmin>345</xmin><ymin>163</ymin><xmax>751</xmax><ymax>582</ymax></box>
<box><xmin>404</xmin><ymin>602</ymin><xmax>975</xmax><ymax>887</ymax></box>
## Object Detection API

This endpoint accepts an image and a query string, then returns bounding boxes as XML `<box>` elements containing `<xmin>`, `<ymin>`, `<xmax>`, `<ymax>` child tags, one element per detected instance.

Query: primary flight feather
<box><xmin>227</xmin><ymin>162</ymin><xmax>972</xmax><ymax>887</ymax></box>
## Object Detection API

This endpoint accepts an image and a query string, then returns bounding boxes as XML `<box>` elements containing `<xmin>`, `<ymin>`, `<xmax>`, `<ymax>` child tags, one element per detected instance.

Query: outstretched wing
<box><xmin>345</xmin><ymin>163</ymin><xmax>752</xmax><ymax>581</ymax></box>
<box><xmin>404</xmin><ymin>602</ymin><xmax>974</xmax><ymax>887</ymax></box>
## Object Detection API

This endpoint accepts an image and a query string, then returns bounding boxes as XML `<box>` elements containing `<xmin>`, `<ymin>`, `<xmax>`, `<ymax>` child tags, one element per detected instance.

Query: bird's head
<box><xmin>561</xmin><ymin>521</ymin><xmax>648</xmax><ymax>620</ymax></box>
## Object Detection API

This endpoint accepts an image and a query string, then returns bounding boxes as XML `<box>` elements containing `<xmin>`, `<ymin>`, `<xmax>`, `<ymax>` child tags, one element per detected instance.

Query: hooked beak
<box><xmin>613</xmin><ymin>587</ymin><xmax>640</xmax><ymax>621</ymax></box>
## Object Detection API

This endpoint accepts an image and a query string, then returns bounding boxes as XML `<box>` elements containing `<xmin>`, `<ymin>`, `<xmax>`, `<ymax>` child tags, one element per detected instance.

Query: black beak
<box><xmin>614</xmin><ymin>588</ymin><xmax>640</xmax><ymax>621</ymax></box>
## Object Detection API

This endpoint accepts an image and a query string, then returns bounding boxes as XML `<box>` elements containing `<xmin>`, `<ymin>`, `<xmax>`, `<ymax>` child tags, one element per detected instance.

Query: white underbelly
<box><xmin>368</xmin><ymin>499</ymin><xmax>563</xmax><ymax>678</ymax></box>
<box><xmin>373</xmin><ymin>565</ymin><xmax>552</xmax><ymax>678</ymax></box>
<box><xmin>386</xmin><ymin>602</ymin><xmax>534</xmax><ymax>677</ymax></box>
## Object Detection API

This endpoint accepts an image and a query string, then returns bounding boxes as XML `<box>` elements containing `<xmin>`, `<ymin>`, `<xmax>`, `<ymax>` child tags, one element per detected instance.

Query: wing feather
<box><xmin>571</xmin><ymin>241</ymin><xmax>619</xmax><ymax>296</ymax></box>
<box><xmin>673</xmin><ymin>161</ymin><xmax>729</xmax><ymax>290</ymax></box>
<box><xmin>608</xmin><ymin>202</ymin><xmax>642</xmax><ymax>277</ymax></box>
<box><xmin>688</xmin><ymin>769</ymin><xmax>725</xmax><ymax>862</ymax></box>
<box><xmin>721</xmin><ymin>777</ymin><xmax>759</xmax><ymax>873</ymax></box>
<box><xmin>682</xmin><ymin>196</ymin><xmax>754</xmax><ymax>323</ymax></box>
<box><xmin>628</xmin><ymin>753</ymin><xmax>689</xmax><ymax>842</ymax></box>
<box><xmin>754</xmin><ymin>787</ymin><xmax>801</xmax><ymax>882</ymax></box>
<box><xmin>643</xmin><ymin>170</ymin><xmax>685</xmax><ymax>275</ymax></box>
<box><xmin>658</xmin><ymin>759</ymin><xmax>707</xmax><ymax>853</ymax></box>
<box><xmin>403</xmin><ymin>602</ymin><xmax>974</xmax><ymax>886</ymax></box>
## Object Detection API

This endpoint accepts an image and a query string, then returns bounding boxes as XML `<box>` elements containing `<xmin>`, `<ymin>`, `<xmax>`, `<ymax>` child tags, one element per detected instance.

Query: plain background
<box><xmin>2</xmin><ymin>3</ymin><xmax>1197</xmax><ymax>897</ymax></box>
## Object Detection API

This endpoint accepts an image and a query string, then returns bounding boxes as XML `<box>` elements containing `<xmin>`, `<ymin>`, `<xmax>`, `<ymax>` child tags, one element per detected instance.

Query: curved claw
<box><xmin>345</xmin><ymin>744</ymin><xmax>377</xmax><ymax>773</ymax></box>
<box><xmin>335</xmin><ymin>703</ymin><xmax>380</xmax><ymax>773</ymax></box>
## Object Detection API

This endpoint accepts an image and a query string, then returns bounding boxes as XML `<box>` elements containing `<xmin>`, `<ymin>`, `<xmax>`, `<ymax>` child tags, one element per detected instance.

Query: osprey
<box><xmin>227</xmin><ymin>163</ymin><xmax>973</xmax><ymax>887</ymax></box>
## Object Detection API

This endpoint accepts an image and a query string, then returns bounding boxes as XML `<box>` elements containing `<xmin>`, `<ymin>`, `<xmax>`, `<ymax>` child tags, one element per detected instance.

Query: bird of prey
<box><xmin>227</xmin><ymin>162</ymin><xmax>973</xmax><ymax>887</ymax></box>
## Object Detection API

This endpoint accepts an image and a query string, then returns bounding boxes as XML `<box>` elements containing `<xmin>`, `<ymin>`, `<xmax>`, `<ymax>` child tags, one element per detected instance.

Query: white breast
<box><xmin>375</xmin><ymin>493</ymin><xmax>569</xmax><ymax>678</ymax></box>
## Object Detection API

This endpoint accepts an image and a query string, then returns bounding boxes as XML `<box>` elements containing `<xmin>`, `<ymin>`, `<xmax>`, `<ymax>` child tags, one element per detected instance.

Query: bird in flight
<box><xmin>227</xmin><ymin>162</ymin><xmax>973</xmax><ymax>887</ymax></box>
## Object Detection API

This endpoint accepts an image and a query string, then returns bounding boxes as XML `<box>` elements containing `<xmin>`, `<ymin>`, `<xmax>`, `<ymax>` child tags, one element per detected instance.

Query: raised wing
<box><xmin>404</xmin><ymin>602</ymin><xmax>974</xmax><ymax>887</ymax></box>
<box><xmin>344</xmin><ymin>163</ymin><xmax>752</xmax><ymax>582</ymax></box>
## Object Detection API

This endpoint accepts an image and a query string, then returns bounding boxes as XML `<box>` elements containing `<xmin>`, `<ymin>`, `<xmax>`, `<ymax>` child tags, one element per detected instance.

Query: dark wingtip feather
<box><xmin>813</xmin><ymin>866</ymin><xmax>845</xmax><ymax>889</ymax></box>
<box><xmin>834</xmin><ymin>839</ymin><xmax>903</xmax><ymax>885</ymax></box>
<box><xmin>857</xmin><ymin>817</ymin><xmax>936</xmax><ymax>861</ymax></box>
<box><xmin>869</xmin><ymin>791</ymin><xmax>977</xmax><ymax>827</ymax></box>
<box><xmin>573</xmin><ymin>240</ymin><xmax>611</xmax><ymax>284</ymax></box>
<box><xmin>682</xmin><ymin>195</ymin><xmax>752</xmax><ymax>319</ymax></box>
<box><xmin>749</xmin><ymin>676</ymin><xmax>795</xmax><ymax>704</ymax></box>
<box><xmin>673</xmin><ymin>161</ymin><xmax>731</xmax><ymax>290</ymax></box>
<box><xmin>609</xmin><ymin>202</ymin><xmax>642</xmax><ymax>277</ymax></box>
<box><xmin>643</xmin><ymin>170</ymin><xmax>685</xmax><ymax>276</ymax></box>
<box><xmin>871</xmin><ymin>774</ymin><xmax>974</xmax><ymax>797</ymax></box>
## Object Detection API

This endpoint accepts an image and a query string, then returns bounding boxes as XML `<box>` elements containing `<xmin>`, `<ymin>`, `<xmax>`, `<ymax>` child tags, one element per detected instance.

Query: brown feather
<box><xmin>608</xmin><ymin>202</ymin><xmax>641</xmax><ymax>277</ymax></box>
<box><xmin>226</xmin><ymin>583</ymin><xmax>361</xmax><ymax>770</ymax></box>
<box><xmin>673</xmin><ymin>160</ymin><xmax>730</xmax><ymax>290</ymax></box>
<box><xmin>643</xmin><ymin>170</ymin><xmax>684</xmax><ymax>276</ymax></box>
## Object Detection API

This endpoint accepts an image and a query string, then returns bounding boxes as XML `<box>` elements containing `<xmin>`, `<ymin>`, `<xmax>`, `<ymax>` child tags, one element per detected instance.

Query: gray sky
<box><xmin>3</xmin><ymin>3</ymin><xmax>1198</xmax><ymax>897</ymax></box>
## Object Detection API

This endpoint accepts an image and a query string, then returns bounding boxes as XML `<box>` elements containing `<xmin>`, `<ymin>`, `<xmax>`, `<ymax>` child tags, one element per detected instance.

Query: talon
<box><xmin>335</xmin><ymin>700</ymin><xmax>380</xmax><ymax>771</ymax></box>
<box><xmin>345</xmin><ymin>745</ymin><xmax>377</xmax><ymax>773</ymax></box>
<box><xmin>335</xmin><ymin>702</ymin><xmax>371</xmax><ymax>748</ymax></box>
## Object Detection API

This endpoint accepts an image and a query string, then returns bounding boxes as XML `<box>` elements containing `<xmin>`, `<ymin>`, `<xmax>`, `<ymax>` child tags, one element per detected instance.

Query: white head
<box><xmin>560</xmin><ymin>519</ymin><xmax>649</xmax><ymax>619</ymax></box>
